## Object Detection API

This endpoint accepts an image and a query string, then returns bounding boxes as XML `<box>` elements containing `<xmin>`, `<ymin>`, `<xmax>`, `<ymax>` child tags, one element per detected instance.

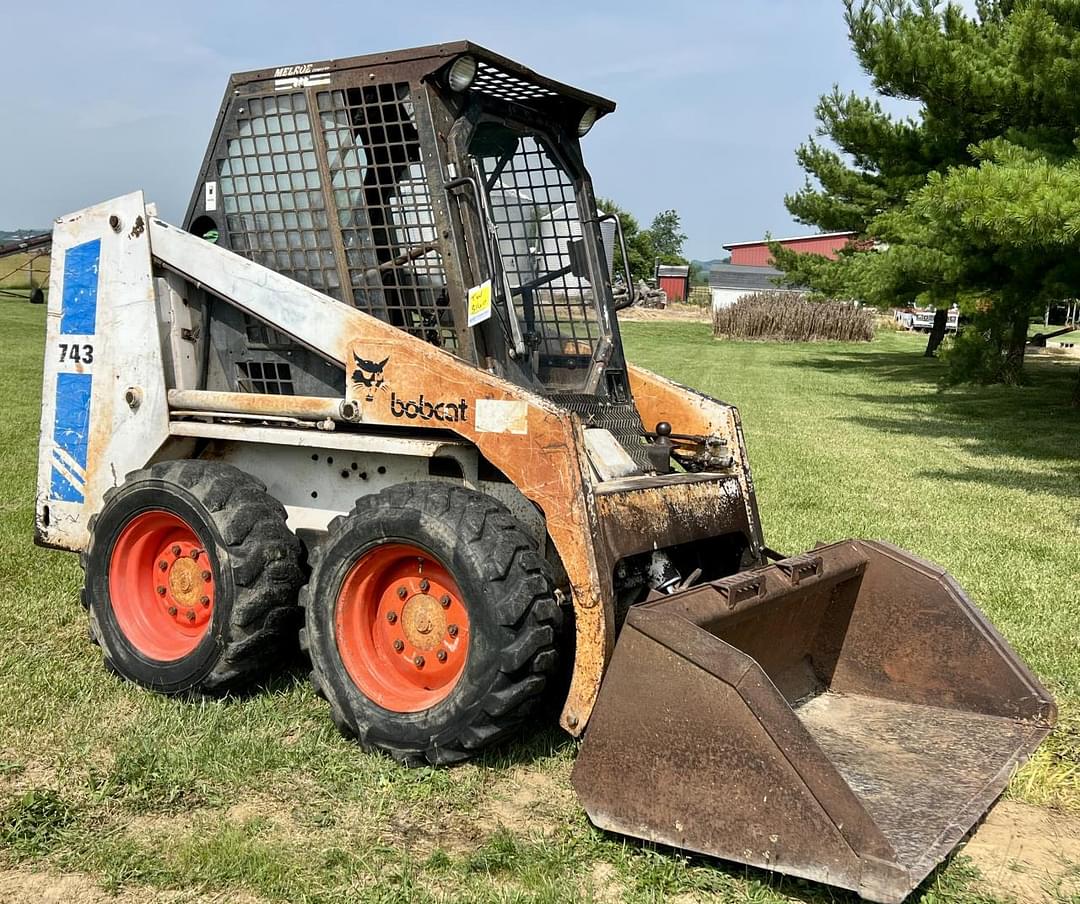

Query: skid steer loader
<box><xmin>34</xmin><ymin>42</ymin><xmax>1054</xmax><ymax>902</ymax></box>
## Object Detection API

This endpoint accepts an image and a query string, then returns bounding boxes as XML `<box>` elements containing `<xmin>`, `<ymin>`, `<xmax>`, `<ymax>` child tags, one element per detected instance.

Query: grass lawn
<box><xmin>1</xmin><ymin>300</ymin><xmax>1077</xmax><ymax>903</ymax></box>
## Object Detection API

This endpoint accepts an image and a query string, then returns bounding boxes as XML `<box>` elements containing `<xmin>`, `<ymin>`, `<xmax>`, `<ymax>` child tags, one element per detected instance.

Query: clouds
<box><xmin>3</xmin><ymin>0</ymin><xmax>904</xmax><ymax>257</ymax></box>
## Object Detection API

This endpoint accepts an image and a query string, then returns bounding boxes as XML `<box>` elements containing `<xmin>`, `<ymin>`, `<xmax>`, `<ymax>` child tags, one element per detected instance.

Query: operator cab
<box><xmin>183</xmin><ymin>43</ymin><xmax>631</xmax><ymax>403</ymax></box>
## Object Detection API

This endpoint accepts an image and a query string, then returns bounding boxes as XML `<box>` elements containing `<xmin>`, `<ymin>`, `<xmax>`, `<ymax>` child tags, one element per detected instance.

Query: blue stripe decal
<box><xmin>51</xmin><ymin>465</ymin><xmax>83</xmax><ymax>503</ymax></box>
<box><xmin>51</xmin><ymin>371</ymin><xmax>93</xmax><ymax>504</ymax></box>
<box><xmin>59</xmin><ymin>239</ymin><xmax>101</xmax><ymax>335</ymax></box>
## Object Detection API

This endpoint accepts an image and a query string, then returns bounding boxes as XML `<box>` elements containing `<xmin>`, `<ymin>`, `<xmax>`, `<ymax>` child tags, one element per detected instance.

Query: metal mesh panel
<box><xmin>236</xmin><ymin>361</ymin><xmax>296</xmax><ymax>395</ymax></box>
<box><xmin>318</xmin><ymin>84</ymin><xmax>455</xmax><ymax>349</ymax></box>
<box><xmin>549</xmin><ymin>394</ymin><xmax>650</xmax><ymax>473</ymax></box>
<box><xmin>473</xmin><ymin>135</ymin><xmax>600</xmax><ymax>374</ymax></box>
<box><xmin>472</xmin><ymin>61</ymin><xmax>559</xmax><ymax>103</ymax></box>
<box><xmin>217</xmin><ymin>93</ymin><xmax>342</xmax><ymax>300</ymax></box>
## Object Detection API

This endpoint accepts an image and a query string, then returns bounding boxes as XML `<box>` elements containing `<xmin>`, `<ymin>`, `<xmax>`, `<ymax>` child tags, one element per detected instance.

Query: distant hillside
<box><xmin>0</xmin><ymin>229</ymin><xmax>48</xmax><ymax>245</ymax></box>
<box><xmin>692</xmin><ymin>257</ymin><xmax>730</xmax><ymax>272</ymax></box>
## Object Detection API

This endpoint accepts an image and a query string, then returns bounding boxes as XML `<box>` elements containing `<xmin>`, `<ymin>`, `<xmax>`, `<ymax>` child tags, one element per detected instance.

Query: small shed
<box><xmin>709</xmin><ymin>263</ymin><xmax>799</xmax><ymax>310</ymax></box>
<box><xmin>656</xmin><ymin>264</ymin><xmax>690</xmax><ymax>302</ymax></box>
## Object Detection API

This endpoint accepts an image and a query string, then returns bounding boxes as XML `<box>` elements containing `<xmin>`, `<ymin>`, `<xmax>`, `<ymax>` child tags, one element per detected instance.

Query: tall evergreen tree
<box><xmin>775</xmin><ymin>0</ymin><xmax>1080</xmax><ymax>386</ymax></box>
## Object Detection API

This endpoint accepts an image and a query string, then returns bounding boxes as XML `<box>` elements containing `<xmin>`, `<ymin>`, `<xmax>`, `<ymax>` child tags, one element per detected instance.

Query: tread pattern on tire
<box><xmin>83</xmin><ymin>460</ymin><xmax>304</xmax><ymax>693</ymax></box>
<box><xmin>301</xmin><ymin>481</ymin><xmax>562</xmax><ymax>765</ymax></box>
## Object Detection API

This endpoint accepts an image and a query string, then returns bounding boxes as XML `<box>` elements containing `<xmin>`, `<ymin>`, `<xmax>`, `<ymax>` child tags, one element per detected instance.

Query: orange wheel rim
<box><xmin>108</xmin><ymin>510</ymin><xmax>215</xmax><ymax>661</ymax></box>
<box><xmin>335</xmin><ymin>543</ymin><xmax>470</xmax><ymax>713</ymax></box>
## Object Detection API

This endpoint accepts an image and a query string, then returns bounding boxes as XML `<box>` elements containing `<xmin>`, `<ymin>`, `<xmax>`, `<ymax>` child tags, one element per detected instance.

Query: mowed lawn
<box><xmin>0</xmin><ymin>298</ymin><xmax>1077</xmax><ymax>904</ymax></box>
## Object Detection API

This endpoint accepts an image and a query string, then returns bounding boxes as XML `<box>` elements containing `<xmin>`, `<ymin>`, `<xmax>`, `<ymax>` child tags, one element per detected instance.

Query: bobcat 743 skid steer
<box><xmin>35</xmin><ymin>43</ymin><xmax>1055</xmax><ymax>902</ymax></box>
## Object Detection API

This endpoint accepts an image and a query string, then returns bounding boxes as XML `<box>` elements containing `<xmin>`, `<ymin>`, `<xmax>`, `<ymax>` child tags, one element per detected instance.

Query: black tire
<box><xmin>83</xmin><ymin>460</ymin><xmax>304</xmax><ymax>694</ymax></box>
<box><xmin>302</xmin><ymin>482</ymin><xmax>561</xmax><ymax>765</ymax></box>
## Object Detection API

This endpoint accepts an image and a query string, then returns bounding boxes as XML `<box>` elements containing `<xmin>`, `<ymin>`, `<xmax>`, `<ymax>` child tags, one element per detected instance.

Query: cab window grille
<box><xmin>217</xmin><ymin>92</ymin><xmax>343</xmax><ymax>300</ymax></box>
<box><xmin>236</xmin><ymin>361</ymin><xmax>295</xmax><ymax>395</ymax></box>
<box><xmin>473</xmin><ymin>135</ymin><xmax>599</xmax><ymax>367</ymax></box>
<box><xmin>317</xmin><ymin>84</ymin><xmax>455</xmax><ymax>349</ymax></box>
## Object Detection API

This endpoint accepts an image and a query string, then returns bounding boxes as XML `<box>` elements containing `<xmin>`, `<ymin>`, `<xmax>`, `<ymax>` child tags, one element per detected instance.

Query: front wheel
<box><xmin>302</xmin><ymin>482</ymin><xmax>561</xmax><ymax>765</ymax></box>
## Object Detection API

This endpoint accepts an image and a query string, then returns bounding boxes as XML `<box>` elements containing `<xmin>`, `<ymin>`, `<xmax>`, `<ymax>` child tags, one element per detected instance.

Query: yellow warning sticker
<box><xmin>467</xmin><ymin>279</ymin><xmax>493</xmax><ymax>327</ymax></box>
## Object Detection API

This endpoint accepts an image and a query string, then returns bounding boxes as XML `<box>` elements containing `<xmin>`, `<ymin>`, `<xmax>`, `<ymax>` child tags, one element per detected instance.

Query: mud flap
<box><xmin>571</xmin><ymin>540</ymin><xmax>1056</xmax><ymax>903</ymax></box>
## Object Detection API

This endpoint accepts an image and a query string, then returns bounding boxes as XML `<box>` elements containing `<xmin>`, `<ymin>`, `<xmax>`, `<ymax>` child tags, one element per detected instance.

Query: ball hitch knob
<box><xmin>647</xmin><ymin>421</ymin><xmax>674</xmax><ymax>474</ymax></box>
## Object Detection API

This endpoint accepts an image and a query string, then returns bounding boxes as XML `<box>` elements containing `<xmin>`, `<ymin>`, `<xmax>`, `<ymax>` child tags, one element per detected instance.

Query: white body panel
<box><xmin>36</xmin><ymin>193</ymin><xmax>544</xmax><ymax>554</ymax></box>
<box><xmin>36</xmin><ymin>192</ymin><xmax>170</xmax><ymax>550</ymax></box>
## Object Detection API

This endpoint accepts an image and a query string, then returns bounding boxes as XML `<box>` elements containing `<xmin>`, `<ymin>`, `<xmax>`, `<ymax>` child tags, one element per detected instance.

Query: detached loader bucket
<box><xmin>572</xmin><ymin>540</ymin><xmax>1055</xmax><ymax>903</ymax></box>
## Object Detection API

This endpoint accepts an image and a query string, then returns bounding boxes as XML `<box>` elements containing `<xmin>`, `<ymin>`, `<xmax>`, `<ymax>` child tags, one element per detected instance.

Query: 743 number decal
<box><xmin>59</xmin><ymin>343</ymin><xmax>94</xmax><ymax>364</ymax></box>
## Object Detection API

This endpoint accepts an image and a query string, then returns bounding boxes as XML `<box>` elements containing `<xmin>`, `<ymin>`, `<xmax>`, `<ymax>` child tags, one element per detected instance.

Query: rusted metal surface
<box><xmin>573</xmin><ymin>539</ymin><xmax>1055</xmax><ymax>903</ymax></box>
<box><xmin>167</xmin><ymin>388</ymin><xmax>355</xmax><ymax>422</ymax></box>
<box><xmin>593</xmin><ymin>473</ymin><xmax>750</xmax><ymax>564</ymax></box>
<box><xmin>628</xmin><ymin>365</ymin><xmax>765</xmax><ymax>558</ymax></box>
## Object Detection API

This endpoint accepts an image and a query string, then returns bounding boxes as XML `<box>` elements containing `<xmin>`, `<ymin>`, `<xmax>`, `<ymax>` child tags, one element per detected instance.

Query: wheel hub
<box><xmin>168</xmin><ymin>557</ymin><xmax>201</xmax><ymax>604</ymax></box>
<box><xmin>401</xmin><ymin>594</ymin><xmax>446</xmax><ymax>651</ymax></box>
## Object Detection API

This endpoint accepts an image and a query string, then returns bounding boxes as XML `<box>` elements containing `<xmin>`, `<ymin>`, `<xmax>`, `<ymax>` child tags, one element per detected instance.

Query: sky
<box><xmin>1</xmin><ymin>1</ymin><xmax>970</xmax><ymax>259</ymax></box>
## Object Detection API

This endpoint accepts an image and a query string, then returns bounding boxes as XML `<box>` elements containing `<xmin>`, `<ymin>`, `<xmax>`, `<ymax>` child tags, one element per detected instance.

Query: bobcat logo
<box><xmin>351</xmin><ymin>353</ymin><xmax>389</xmax><ymax>401</ymax></box>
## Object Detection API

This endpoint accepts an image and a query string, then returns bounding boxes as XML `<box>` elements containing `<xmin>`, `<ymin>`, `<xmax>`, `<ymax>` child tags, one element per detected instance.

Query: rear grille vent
<box><xmin>237</xmin><ymin>361</ymin><xmax>295</xmax><ymax>395</ymax></box>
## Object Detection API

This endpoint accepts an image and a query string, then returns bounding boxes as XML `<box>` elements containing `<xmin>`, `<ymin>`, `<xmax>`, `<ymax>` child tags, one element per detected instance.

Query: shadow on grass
<box><xmin>255</xmin><ymin>656</ymin><xmax>577</xmax><ymax>769</ymax></box>
<box><xmin>788</xmin><ymin>345</ymin><xmax>1080</xmax><ymax>500</ymax></box>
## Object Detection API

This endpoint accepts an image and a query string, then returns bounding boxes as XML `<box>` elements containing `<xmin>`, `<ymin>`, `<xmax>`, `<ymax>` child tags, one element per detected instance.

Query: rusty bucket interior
<box><xmin>572</xmin><ymin>540</ymin><xmax>1056</xmax><ymax>903</ymax></box>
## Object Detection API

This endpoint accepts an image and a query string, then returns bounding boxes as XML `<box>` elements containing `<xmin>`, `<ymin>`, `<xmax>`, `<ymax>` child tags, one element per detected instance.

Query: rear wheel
<box><xmin>83</xmin><ymin>460</ymin><xmax>304</xmax><ymax>694</ymax></box>
<box><xmin>302</xmin><ymin>482</ymin><xmax>560</xmax><ymax>764</ymax></box>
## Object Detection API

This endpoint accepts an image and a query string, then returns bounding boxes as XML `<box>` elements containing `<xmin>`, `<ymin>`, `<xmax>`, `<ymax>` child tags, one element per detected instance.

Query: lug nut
<box><xmin>397</xmin><ymin>586</ymin><xmax>407</xmax><ymax>599</ymax></box>
<box><xmin>158</xmin><ymin>560</ymin><xmax>168</xmax><ymax>572</ymax></box>
<box><xmin>200</xmin><ymin>595</ymin><xmax>210</xmax><ymax>607</ymax></box>
<box><xmin>386</xmin><ymin>611</ymin><xmax>398</xmax><ymax>624</ymax></box>
<box><xmin>189</xmin><ymin>549</ymin><xmax>200</xmax><ymax>560</ymax></box>
<box><xmin>440</xmin><ymin>594</ymin><xmax>451</xmax><ymax>609</ymax></box>
<box><xmin>168</xmin><ymin>606</ymin><xmax>178</xmax><ymax>616</ymax></box>
<box><xmin>419</xmin><ymin>578</ymin><xmax>430</xmax><ymax>592</ymax></box>
<box><xmin>186</xmin><ymin>609</ymin><xmax>196</xmax><ymax>622</ymax></box>
<box><xmin>171</xmin><ymin>545</ymin><xmax>181</xmax><ymax>556</ymax></box>
<box><xmin>413</xmin><ymin>655</ymin><xmax>425</xmax><ymax>668</ymax></box>
<box><xmin>393</xmin><ymin>639</ymin><xmax>404</xmax><ymax>652</ymax></box>
<box><xmin>156</xmin><ymin>585</ymin><xmax>166</xmax><ymax>596</ymax></box>
<box><xmin>437</xmin><ymin>650</ymin><xmax>447</xmax><ymax>662</ymax></box>
<box><xmin>201</xmin><ymin>570</ymin><xmax>212</xmax><ymax>582</ymax></box>
<box><xmin>447</xmin><ymin>624</ymin><xmax>458</xmax><ymax>637</ymax></box>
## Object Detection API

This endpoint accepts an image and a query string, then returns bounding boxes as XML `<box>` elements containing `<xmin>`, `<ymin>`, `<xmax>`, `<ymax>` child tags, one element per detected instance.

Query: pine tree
<box><xmin>775</xmin><ymin>0</ymin><xmax>1080</xmax><ymax>386</ymax></box>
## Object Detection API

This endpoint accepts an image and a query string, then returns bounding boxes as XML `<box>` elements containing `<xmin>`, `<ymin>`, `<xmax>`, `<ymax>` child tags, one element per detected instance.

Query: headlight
<box><xmin>448</xmin><ymin>55</ymin><xmax>477</xmax><ymax>92</ymax></box>
<box><xmin>577</xmin><ymin>106</ymin><xmax>598</xmax><ymax>137</ymax></box>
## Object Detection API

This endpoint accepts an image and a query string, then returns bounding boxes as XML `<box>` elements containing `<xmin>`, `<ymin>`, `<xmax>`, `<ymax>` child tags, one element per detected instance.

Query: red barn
<box><xmin>656</xmin><ymin>264</ymin><xmax>690</xmax><ymax>302</ymax></box>
<box><xmin>724</xmin><ymin>231</ymin><xmax>855</xmax><ymax>267</ymax></box>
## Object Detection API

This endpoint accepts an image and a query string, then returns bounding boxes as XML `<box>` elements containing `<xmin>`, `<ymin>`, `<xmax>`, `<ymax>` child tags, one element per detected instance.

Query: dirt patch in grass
<box><xmin>478</xmin><ymin>764</ymin><xmax>577</xmax><ymax>835</ymax></box>
<box><xmin>381</xmin><ymin>763</ymin><xmax>579</xmax><ymax>858</ymax></box>
<box><xmin>618</xmin><ymin>302</ymin><xmax>711</xmax><ymax>323</ymax></box>
<box><xmin>961</xmin><ymin>799</ymin><xmax>1080</xmax><ymax>903</ymax></box>
<box><xmin>0</xmin><ymin>868</ymin><xmax>264</xmax><ymax>903</ymax></box>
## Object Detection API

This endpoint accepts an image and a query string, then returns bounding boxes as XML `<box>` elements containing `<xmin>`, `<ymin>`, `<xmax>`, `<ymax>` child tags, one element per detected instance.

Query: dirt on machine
<box><xmin>32</xmin><ymin>42</ymin><xmax>1054</xmax><ymax>903</ymax></box>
